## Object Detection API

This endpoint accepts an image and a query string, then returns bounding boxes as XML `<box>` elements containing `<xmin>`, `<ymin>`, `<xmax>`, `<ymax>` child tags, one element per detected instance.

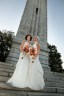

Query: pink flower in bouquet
<box><xmin>21</xmin><ymin>45</ymin><xmax>29</xmax><ymax>59</ymax></box>
<box><xmin>29</xmin><ymin>47</ymin><xmax>37</xmax><ymax>63</ymax></box>
<box><xmin>23</xmin><ymin>45</ymin><xmax>29</xmax><ymax>53</ymax></box>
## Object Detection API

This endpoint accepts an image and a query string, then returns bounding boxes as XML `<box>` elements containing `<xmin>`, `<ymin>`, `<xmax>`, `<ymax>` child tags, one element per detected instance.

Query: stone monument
<box><xmin>6</xmin><ymin>0</ymin><xmax>49</xmax><ymax>69</ymax></box>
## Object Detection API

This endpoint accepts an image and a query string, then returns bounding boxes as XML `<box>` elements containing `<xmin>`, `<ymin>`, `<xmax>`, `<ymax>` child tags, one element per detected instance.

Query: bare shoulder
<box><xmin>36</xmin><ymin>42</ymin><xmax>40</xmax><ymax>47</ymax></box>
<box><xmin>36</xmin><ymin>42</ymin><xmax>40</xmax><ymax>48</ymax></box>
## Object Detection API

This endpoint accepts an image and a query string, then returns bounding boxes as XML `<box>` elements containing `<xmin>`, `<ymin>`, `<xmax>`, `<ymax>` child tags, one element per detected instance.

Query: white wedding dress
<box><xmin>7</xmin><ymin>41</ymin><xmax>45</xmax><ymax>90</ymax></box>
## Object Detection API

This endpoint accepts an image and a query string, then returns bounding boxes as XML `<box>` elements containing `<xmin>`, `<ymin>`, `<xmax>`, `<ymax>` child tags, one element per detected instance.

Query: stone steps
<box><xmin>0</xmin><ymin>64</ymin><xmax>15</xmax><ymax>70</ymax></box>
<box><xmin>0</xmin><ymin>82</ymin><xmax>64</xmax><ymax>96</ymax></box>
<box><xmin>0</xmin><ymin>62</ymin><xmax>64</xmax><ymax>96</ymax></box>
<box><xmin>0</xmin><ymin>62</ymin><xmax>50</xmax><ymax>72</ymax></box>
<box><xmin>0</xmin><ymin>65</ymin><xmax>50</xmax><ymax>72</ymax></box>
<box><xmin>0</xmin><ymin>82</ymin><xmax>64</xmax><ymax>93</ymax></box>
<box><xmin>0</xmin><ymin>92</ymin><xmax>64</xmax><ymax>96</ymax></box>
<box><xmin>45</xmin><ymin>81</ymin><xmax>64</xmax><ymax>88</ymax></box>
<box><xmin>0</xmin><ymin>75</ymin><xmax>64</xmax><ymax>86</ymax></box>
<box><xmin>0</xmin><ymin>62</ymin><xmax>64</xmax><ymax>83</ymax></box>
<box><xmin>0</xmin><ymin>73</ymin><xmax>64</xmax><ymax>84</ymax></box>
<box><xmin>0</xmin><ymin>72</ymin><xmax>64</xmax><ymax>82</ymax></box>
<box><xmin>0</xmin><ymin>62</ymin><xmax>49</xmax><ymax>69</ymax></box>
<box><xmin>0</xmin><ymin>62</ymin><xmax>15</xmax><ymax>67</ymax></box>
<box><xmin>0</xmin><ymin>62</ymin><xmax>64</xmax><ymax>76</ymax></box>
<box><xmin>0</xmin><ymin>67</ymin><xmax>14</xmax><ymax>73</ymax></box>
<box><xmin>0</xmin><ymin>71</ymin><xmax>64</xmax><ymax>83</ymax></box>
<box><xmin>0</xmin><ymin>84</ymin><xmax>64</xmax><ymax>96</ymax></box>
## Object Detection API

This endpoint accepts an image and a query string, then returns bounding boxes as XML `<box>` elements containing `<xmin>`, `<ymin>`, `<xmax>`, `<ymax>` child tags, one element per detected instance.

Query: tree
<box><xmin>0</xmin><ymin>30</ymin><xmax>14</xmax><ymax>62</ymax></box>
<box><xmin>48</xmin><ymin>43</ymin><xmax>63</xmax><ymax>73</ymax></box>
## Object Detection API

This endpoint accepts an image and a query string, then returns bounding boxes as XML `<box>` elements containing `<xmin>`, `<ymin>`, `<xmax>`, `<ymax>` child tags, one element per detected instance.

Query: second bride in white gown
<box><xmin>27</xmin><ymin>36</ymin><xmax>45</xmax><ymax>90</ymax></box>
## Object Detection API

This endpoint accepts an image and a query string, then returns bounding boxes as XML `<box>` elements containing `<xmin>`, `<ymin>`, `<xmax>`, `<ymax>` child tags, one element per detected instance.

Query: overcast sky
<box><xmin>0</xmin><ymin>0</ymin><xmax>64</xmax><ymax>68</ymax></box>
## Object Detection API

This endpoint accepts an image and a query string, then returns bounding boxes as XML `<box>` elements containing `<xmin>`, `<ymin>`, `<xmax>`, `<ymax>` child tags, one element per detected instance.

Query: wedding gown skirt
<box><xmin>7</xmin><ymin>52</ymin><xmax>45</xmax><ymax>90</ymax></box>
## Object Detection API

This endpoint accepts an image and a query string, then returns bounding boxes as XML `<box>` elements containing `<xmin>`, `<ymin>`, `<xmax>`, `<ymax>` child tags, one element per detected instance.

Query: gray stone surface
<box><xmin>45</xmin><ymin>82</ymin><xmax>64</xmax><ymax>88</ymax></box>
<box><xmin>0</xmin><ymin>62</ymin><xmax>14</xmax><ymax>66</ymax></box>
<box><xmin>0</xmin><ymin>93</ymin><xmax>17</xmax><ymax>96</ymax></box>
<box><xmin>27</xmin><ymin>92</ymin><xmax>64</xmax><ymax>96</ymax></box>
<box><xmin>0</xmin><ymin>67</ymin><xmax>14</xmax><ymax>73</ymax></box>
<box><xmin>0</xmin><ymin>90</ymin><xmax>27</xmax><ymax>96</ymax></box>
<box><xmin>0</xmin><ymin>76</ymin><xmax>9</xmax><ymax>82</ymax></box>
<box><xmin>0</xmin><ymin>71</ymin><xmax>8</xmax><ymax>77</ymax></box>
<box><xmin>0</xmin><ymin>64</ymin><xmax>15</xmax><ymax>70</ymax></box>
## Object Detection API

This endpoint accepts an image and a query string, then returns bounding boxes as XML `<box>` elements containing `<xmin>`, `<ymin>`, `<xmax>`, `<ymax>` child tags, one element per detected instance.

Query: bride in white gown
<box><xmin>7</xmin><ymin>34</ymin><xmax>32</xmax><ymax>88</ymax></box>
<box><xmin>7</xmin><ymin>35</ymin><xmax>45</xmax><ymax>90</ymax></box>
<box><xmin>28</xmin><ymin>36</ymin><xmax>45</xmax><ymax>90</ymax></box>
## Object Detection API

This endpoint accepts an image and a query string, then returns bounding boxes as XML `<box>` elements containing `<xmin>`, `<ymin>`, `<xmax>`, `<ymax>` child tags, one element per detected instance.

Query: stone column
<box><xmin>6</xmin><ymin>0</ymin><xmax>49</xmax><ymax>69</ymax></box>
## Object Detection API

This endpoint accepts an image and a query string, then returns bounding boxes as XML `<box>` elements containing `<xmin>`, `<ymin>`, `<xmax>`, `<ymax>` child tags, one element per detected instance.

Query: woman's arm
<box><xmin>20</xmin><ymin>41</ymin><xmax>25</xmax><ymax>52</ymax></box>
<box><xmin>34</xmin><ymin>43</ymin><xmax>40</xmax><ymax>58</ymax></box>
<box><xmin>32</xmin><ymin>43</ymin><xmax>40</xmax><ymax>59</ymax></box>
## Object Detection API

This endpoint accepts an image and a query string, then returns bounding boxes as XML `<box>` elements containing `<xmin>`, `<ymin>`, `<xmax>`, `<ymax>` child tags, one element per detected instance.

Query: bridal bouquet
<box><xmin>22</xmin><ymin>45</ymin><xmax>29</xmax><ymax>59</ymax></box>
<box><xmin>29</xmin><ymin>47</ymin><xmax>37</xmax><ymax>63</ymax></box>
<box><xmin>23</xmin><ymin>45</ymin><xmax>29</xmax><ymax>53</ymax></box>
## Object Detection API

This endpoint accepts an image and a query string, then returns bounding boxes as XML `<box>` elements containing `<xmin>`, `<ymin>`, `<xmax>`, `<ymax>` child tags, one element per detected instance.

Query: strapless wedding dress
<box><xmin>26</xmin><ymin>42</ymin><xmax>45</xmax><ymax>90</ymax></box>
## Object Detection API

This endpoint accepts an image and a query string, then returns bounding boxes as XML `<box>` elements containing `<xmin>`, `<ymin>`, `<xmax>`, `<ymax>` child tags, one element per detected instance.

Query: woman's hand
<box><xmin>20</xmin><ymin>41</ymin><xmax>25</xmax><ymax>52</ymax></box>
<box><xmin>20</xmin><ymin>46</ymin><xmax>23</xmax><ymax>52</ymax></box>
<box><xmin>36</xmin><ymin>43</ymin><xmax>40</xmax><ymax>56</ymax></box>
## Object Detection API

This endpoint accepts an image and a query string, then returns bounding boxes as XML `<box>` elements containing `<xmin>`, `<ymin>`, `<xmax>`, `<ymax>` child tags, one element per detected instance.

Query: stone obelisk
<box><xmin>6</xmin><ymin>0</ymin><xmax>49</xmax><ymax>69</ymax></box>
